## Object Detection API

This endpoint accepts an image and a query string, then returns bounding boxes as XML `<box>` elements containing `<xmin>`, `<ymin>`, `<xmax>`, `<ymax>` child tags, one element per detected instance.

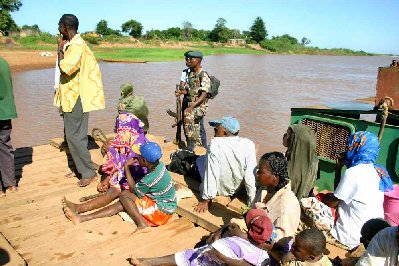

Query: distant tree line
<box><xmin>91</xmin><ymin>16</ymin><xmax>311</xmax><ymax>48</ymax></box>
<box><xmin>1</xmin><ymin>0</ymin><xmax>316</xmax><ymax>53</ymax></box>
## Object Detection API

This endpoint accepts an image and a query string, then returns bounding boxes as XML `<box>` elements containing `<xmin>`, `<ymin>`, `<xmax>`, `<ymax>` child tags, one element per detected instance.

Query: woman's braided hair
<box><xmin>259</xmin><ymin>152</ymin><xmax>289</xmax><ymax>191</ymax></box>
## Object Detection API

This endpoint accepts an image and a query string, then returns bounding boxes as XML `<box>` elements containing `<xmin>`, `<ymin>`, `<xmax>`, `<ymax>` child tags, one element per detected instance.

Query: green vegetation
<box><xmin>249</xmin><ymin>17</ymin><xmax>267</xmax><ymax>43</ymax></box>
<box><xmin>1</xmin><ymin>4</ymin><xmax>375</xmax><ymax>58</ymax></box>
<box><xmin>0</xmin><ymin>0</ymin><xmax>22</xmax><ymax>35</ymax></box>
<box><xmin>11</xmin><ymin>32</ymin><xmax>56</xmax><ymax>49</ymax></box>
<box><xmin>94</xmin><ymin>46</ymin><xmax>267</xmax><ymax>62</ymax></box>
<box><xmin>3</xmin><ymin>33</ymin><xmax>374</xmax><ymax>60</ymax></box>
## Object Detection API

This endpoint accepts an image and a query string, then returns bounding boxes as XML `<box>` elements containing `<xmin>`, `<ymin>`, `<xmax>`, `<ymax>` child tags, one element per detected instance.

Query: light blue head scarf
<box><xmin>345</xmin><ymin>131</ymin><xmax>393</xmax><ymax>192</ymax></box>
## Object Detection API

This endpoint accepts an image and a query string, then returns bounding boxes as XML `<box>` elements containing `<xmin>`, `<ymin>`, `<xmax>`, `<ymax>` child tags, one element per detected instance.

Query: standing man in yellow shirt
<box><xmin>55</xmin><ymin>14</ymin><xmax>105</xmax><ymax>187</ymax></box>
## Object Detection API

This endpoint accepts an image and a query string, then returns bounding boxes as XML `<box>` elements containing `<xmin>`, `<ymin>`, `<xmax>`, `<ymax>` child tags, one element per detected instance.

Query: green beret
<box><xmin>186</xmin><ymin>51</ymin><xmax>203</xmax><ymax>59</ymax></box>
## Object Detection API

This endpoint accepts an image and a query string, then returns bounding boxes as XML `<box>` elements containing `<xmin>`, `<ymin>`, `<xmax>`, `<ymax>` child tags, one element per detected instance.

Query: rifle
<box><xmin>172</xmin><ymin>84</ymin><xmax>185</xmax><ymax>148</ymax></box>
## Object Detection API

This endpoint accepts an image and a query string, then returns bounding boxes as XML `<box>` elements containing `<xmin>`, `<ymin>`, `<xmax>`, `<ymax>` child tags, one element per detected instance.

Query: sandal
<box><xmin>77</xmin><ymin>176</ymin><xmax>98</xmax><ymax>187</ymax></box>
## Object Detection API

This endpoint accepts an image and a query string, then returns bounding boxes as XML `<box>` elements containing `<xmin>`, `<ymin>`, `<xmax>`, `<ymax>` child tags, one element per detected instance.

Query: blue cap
<box><xmin>139</xmin><ymin>142</ymin><xmax>162</xmax><ymax>163</ymax></box>
<box><xmin>209</xmin><ymin>116</ymin><xmax>240</xmax><ymax>134</ymax></box>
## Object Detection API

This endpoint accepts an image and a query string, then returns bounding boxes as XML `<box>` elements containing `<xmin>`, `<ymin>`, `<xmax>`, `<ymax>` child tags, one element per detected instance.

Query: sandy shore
<box><xmin>0</xmin><ymin>50</ymin><xmax>56</xmax><ymax>72</ymax></box>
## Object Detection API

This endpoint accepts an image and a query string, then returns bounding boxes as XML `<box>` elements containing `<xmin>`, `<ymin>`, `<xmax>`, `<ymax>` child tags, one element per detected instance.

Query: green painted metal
<box><xmin>290</xmin><ymin>107</ymin><xmax>399</xmax><ymax>191</ymax></box>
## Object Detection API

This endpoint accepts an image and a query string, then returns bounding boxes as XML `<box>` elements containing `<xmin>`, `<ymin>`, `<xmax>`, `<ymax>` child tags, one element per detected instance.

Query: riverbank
<box><xmin>0</xmin><ymin>50</ymin><xmax>56</xmax><ymax>72</ymax></box>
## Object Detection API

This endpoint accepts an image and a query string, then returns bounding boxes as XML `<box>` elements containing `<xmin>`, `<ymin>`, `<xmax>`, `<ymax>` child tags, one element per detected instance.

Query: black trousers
<box><xmin>0</xmin><ymin>119</ymin><xmax>16</xmax><ymax>188</ymax></box>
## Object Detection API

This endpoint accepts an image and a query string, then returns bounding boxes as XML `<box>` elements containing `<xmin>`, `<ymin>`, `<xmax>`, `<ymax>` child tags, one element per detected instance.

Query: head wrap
<box><xmin>118</xmin><ymin>82</ymin><xmax>149</xmax><ymax>132</ymax></box>
<box><xmin>287</xmin><ymin>124</ymin><xmax>318</xmax><ymax>200</ymax></box>
<box><xmin>346</xmin><ymin>131</ymin><xmax>393</xmax><ymax>192</ymax></box>
<box><xmin>245</xmin><ymin>209</ymin><xmax>274</xmax><ymax>244</ymax></box>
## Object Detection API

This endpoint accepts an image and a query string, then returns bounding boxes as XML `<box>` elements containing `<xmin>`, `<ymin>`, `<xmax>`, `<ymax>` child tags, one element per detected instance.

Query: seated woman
<box><xmin>118</xmin><ymin>82</ymin><xmax>149</xmax><ymax>133</ymax></box>
<box><xmin>323</xmin><ymin>131</ymin><xmax>393</xmax><ymax>250</ymax></box>
<box><xmin>129</xmin><ymin>208</ymin><xmax>275</xmax><ymax>266</ymax></box>
<box><xmin>283</xmin><ymin>124</ymin><xmax>318</xmax><ymax>200</ymax></box>
<box><xmin>252</xmin><ymin>152</ymin><xmax>301</xmax><ymax>250</ymax></box>
<box><xmin>62</xmin><ymin>112</ymin><xmax>148</xmax><ymax>224</ymax></box>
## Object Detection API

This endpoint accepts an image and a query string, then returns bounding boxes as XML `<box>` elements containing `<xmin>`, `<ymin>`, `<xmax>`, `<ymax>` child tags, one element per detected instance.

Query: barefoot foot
<box><xmin>6</xmin><ymin>186</ymin><xmax>18</xmax><ymax>193</ymax></box>
<box><xmin>133</xmin><ymin>225</ymin><xmax>151</xmax><ymax>234</ymax></box>
<box><xmin>64</xmin><ymin>207</ymin><xmax>82</xmax><ymax>225</ymax></box>
<box><xmin>77</xmin><ymin>176</ymin><xmax>98</xmax><ymax>187</ymax></box>
<box><xmin>128</xmin><ymin>256</ymin><xmax>146</xmax><ymax>266</ymax></box>
<box><xmin>62</xmin><ymin>196</ymin><xmax>78</xmax><ymax>213</ymax></box>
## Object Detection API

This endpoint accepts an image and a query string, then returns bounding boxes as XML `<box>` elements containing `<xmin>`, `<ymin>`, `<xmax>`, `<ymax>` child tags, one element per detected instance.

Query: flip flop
<box><xmin>77</xmin><ymin>176</ymin><xmax>98</xmax><ymax>187</ymax></box>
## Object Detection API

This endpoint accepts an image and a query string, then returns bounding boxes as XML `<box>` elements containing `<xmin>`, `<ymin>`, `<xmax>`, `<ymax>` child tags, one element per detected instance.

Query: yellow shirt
<box><xmin>54</xmin><ymin>34</ymin><xmax>105</xmax><ymax>112</ymax></box>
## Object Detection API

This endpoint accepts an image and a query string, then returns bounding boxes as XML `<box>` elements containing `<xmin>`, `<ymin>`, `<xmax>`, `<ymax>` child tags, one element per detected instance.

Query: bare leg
<box><xmin>62</xmin><ymin>187</ymin><xmax>120</xmax><ymax>214</ymax></box>
<box><xmin>119</xmin><ymin>190</ymin><xmax>149</xmax><ymax>232</ymax></box>
<box><xmin>129</xmin><ymin>255</ymin><xmax>176</xmax><ymax>266</ymax></box>
<box><xmin>64</xmin><ymin>201</ymin><xmax>124</xmax><ymax>225</ymax></box>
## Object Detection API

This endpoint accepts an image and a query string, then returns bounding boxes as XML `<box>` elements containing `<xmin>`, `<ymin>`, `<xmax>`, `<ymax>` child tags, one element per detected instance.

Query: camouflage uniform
<box><xmin>184</xmin><ymin>70</ymin><xmax>210</xmax><ymax>146</ymax></box>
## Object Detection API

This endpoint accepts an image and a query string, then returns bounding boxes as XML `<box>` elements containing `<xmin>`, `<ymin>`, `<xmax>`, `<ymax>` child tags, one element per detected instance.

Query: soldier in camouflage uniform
<box><xmin>182</xmin><ymin>51</ymin><xmax>210</xmax><ymax>151</ymax></box>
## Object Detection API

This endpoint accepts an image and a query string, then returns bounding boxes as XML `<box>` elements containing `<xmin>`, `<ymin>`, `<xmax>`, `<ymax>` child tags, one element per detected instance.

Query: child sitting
<box><xmin>281</xmin><ymin>228</ymin><xmax>332</xmax><ymax>266</ymax></box>
<box><xmin>129</xmin><ymin>208</ymin><xmax>275</xmax><ymax>266</ymax></box>
<box><xmin>119</xmin><ymin>141</ymin><xmax>177</xmax><ymax>232</ymax></box>
<box><xmin>62</xmin><ymin>113</ymin><xmax>147</xmax><ymax>225</ymax></box>
<box><xmin>63</xmin><ymin>141</ymin><xmax>176</xmax><ymax>232</ymax></box>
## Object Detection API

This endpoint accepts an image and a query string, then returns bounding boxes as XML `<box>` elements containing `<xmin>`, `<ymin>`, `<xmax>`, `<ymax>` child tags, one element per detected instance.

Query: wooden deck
<box><xmin>0</xmin><ymin>135</ymin><xmax>357</xmax><ymax>265</ymax></box>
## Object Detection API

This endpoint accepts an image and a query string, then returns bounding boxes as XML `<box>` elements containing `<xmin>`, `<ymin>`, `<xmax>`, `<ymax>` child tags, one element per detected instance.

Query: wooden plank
<box><xmin>0</xmin><ymin>233</ymin><xmax>26</xmax><ymax>266</ymax></box>
<box><xmin>176</xmin><ymin>196</ymin><xmax>241</xmax><ymax>232</ymax></box>
<box><xmin>29</xmin><ymin>217</ymin><xmax>195</xmax><ymax>265</ymax></box>
<box><xmin>59</xmin><ymin>217</ymin><xmax>204</xmax><ymax>265</ymax></box>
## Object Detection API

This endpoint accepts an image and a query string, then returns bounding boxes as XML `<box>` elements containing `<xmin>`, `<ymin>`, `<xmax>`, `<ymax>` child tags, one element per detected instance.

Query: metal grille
<box><xmin>301</xmin><ymin>118</ymin><xmax>351</xmax><ymax>161</ymax></box>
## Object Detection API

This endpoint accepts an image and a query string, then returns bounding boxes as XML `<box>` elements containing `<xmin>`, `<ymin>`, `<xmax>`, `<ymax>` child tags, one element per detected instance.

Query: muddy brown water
<box><xmin>11</xmin><ymin>54</ymin><xmax>394</xmax><ymax>156</ymax></box>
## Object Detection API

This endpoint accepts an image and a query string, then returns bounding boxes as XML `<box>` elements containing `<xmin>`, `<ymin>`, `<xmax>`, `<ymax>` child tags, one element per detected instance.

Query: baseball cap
<box><xmin>209</xmin><ymin>116</ymin><xmax>240</xmax><ymax>134</ymax></box>
<box><xmin>245</xmin><ymin>208</ymin><xmax>274</xmax><ymax>244</ymax></box>
<box><xmin>139</xmin><ymin>142</ymin><xmax>162</xmax><ymax>163</ymax></box>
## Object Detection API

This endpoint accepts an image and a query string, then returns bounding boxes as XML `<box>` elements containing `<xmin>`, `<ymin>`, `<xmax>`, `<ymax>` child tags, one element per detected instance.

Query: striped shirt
<box><xmin>134</xmin><ymin>162</ymin><xmax>177</xmax><ymax>214</ymax></box>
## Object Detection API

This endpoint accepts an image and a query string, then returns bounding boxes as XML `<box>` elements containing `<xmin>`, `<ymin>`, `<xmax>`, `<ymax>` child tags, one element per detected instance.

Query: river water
<box><xmin>11</xmin><ymin>54</ymin><xmax>395</xmax><ymax>155</ymax></box>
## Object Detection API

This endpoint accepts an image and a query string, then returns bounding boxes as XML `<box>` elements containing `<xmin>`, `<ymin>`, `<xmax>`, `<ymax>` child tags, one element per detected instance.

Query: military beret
<box><xmin>186</xmin><ymin>51</ymin><xmax>203</xmax><ymax>59</ymax></box>
<box><xmin>184</xmin><ymin>50</ymin><xmax>193</xmax><ymax>57</ymax></box>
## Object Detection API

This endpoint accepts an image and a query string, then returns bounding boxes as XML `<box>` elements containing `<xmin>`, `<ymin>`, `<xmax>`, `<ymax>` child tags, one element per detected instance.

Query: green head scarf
<box><xmin>118</xmin><ymin>82</ymin><xmax>149</xmax><ymax>132</ymax></box>
<box><xmin>286</xmin><ymin>124</ymin><xmax>318</xmax><ymax>200</ymax></box>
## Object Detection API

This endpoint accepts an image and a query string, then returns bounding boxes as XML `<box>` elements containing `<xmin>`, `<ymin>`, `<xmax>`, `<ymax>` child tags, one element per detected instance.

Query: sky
<box><xmin>11</xmin><ymin>0</ymin><xmax>399</xmax><ymax>55</ymax></box>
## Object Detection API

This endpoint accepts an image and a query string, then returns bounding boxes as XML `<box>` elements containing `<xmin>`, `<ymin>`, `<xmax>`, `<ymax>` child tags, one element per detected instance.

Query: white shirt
<box><xmin>331</xmin><ymin>163</ymin><xmax>384</xmax><ymax>249</ymax></box>
<box><xmin>54</xmin><ymin>42</ymin><xmax>70</xmax><ymax>90</ymax></box>
<box><xmin>180</xmin><ymin>68</ymin><xmax>190</xmax><ymax>83</ymax></box>
<box><xmin>356</xmin><ymin>226</ymin><xmax>399</xmax><ymax>266</ymax></box>
<box><xmin>197</xmin><ymin>136</ymin><xmax>257</xmax><ymax>205</ymax></box>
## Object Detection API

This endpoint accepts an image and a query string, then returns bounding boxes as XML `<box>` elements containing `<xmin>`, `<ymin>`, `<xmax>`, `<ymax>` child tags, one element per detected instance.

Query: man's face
<box><xmin>214</xmin><ymin>125</ymin><xmax>227</xmax><ymax>137</ymax></box>
<box><xmin>185</xmin><ymin>57</ymin><xmax>200</xmax><ymax>68</ymax></box>
<box><xmin>58</xmin><ymin>23</ymin><xmax>68</xmax><ymax>39</ymax></box>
